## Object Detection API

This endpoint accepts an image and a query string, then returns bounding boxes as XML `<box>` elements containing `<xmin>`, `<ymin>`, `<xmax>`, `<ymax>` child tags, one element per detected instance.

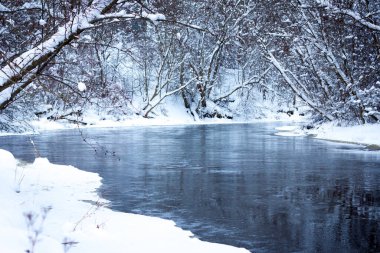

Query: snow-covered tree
<box><xmin>1</xmin><ymin>0</ymin><xmax>378</xmax><ymax>127</ymax></box>
<box><xmin>0</xmin><ymin>0</ymin><xmax>164</xmax><ymax>111</ymax></box>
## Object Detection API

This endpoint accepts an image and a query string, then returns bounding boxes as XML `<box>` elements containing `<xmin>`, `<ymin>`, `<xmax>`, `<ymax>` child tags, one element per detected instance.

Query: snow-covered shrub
<box><xmin>358</xmin><ymin>86</ymin><xmax>380</xmax><ymax>123</ymax></box>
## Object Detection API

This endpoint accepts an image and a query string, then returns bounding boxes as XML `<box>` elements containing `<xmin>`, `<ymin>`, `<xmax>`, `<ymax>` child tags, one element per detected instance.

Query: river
<box><xmin>1</xmin><ymin>123</ymin><xmax>379</xmax><ymax>252</ymax></box>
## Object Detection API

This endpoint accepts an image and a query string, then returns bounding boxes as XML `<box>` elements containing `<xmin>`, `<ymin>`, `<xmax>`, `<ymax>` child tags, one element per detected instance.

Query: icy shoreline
<box><xmin>0</xmin><ymin>95</ymin><xmax>306</xmax><ymax>136</ymax></box>
<box><xmin>29</xmin><ymin>113</ymin><xmax>379</xmax><ymax>148</ymax></box>
<box><xmin>2</xmin><ymin>111</ymin><xmax>379</xmax><ymax>148</ymax></box>
<box><xmin>0</xmin><ymin>149</ymin><xmax>249</xmax><ymax>253</ymax></box>
<box><xmin>275</xmin><ymin>122</ymin><xmax>380</xmax><ymax>147</ymax></box>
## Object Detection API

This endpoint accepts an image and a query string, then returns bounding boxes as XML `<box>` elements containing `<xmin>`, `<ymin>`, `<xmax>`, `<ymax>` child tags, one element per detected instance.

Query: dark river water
<box><xmin>1</xmin><ymin>123</ymin><xmax>379</xmax><ymax>252</ymax></box>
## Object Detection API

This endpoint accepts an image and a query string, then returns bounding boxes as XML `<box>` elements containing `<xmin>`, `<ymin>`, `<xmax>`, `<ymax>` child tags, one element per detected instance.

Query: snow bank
<box><xmin>275</xmin><ymin>123</ymin><xmax>380</xmax><ymax>147</ymax></box>
<box><xmin>0</xmin><ymin>150</ymin><xmax>17</xmax><ymax>191</ymax></box>
<box><xmin>25</xmin><ymin>98</ymin><xmax>241</xmax><ymax>133</ymax></box>
<box><xmin>275</xmin><ymin>131</ymin><xmax>306</xmax><ymax>137</ymax></box>
<box><xmin>275</xmin><ymin>125</ymin><xmax>299</xmax><ymax>131</ymax></box>
<box><xmin>274</xmin><ymin>125</ymin><xmax>306</xmax><ymax>137</ymax></box>
<box><xmin>309</xmin><ymin>122</ymin><xmax>380</xmax><ymax>146</ymax></box>
<box><xmin>0</xmin><ymin>149</ymin><xmax>248</xmax><ymax>253</ymax></box>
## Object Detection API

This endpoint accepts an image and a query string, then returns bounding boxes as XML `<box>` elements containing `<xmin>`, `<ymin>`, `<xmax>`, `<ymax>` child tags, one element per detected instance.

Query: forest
<box><xmin>1</xmin><ymin>0</ymin><xmax>379</xmax><ymax>131</ymax></box>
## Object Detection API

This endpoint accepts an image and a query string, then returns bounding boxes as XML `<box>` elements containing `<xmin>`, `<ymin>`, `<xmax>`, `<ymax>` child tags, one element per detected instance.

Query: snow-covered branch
<box><xmin>318</xmin><ymin>1</ymin><xmax>380</xmax><ymax>32</ymax></box>
<box><xmin>143</xmin><ymin>77</ymin><xmax>197</xmax><ymax>117</ymax></box>
<box><xmin>0</xmin><ymin>1</ymin><xmax>112</xmax><ymax>90</ymax></box>
<box><xmin>0</xmin><ymin>2</ymin><xmax>49</xmax><ymax>13</ymax></box>
<box><xmin>213</xmin><ymin>67</ymin><xmax>272</xmax><ymax>102</ymax></box>
<box><xmin>0</xmin><ymin>0</ymin><xmax>165</xmax><ymax>109</ymax></box>
<box><xmin>266</xmin><ymin>51</ymin><xmax>334</xmax><ymax>121</ymax></box>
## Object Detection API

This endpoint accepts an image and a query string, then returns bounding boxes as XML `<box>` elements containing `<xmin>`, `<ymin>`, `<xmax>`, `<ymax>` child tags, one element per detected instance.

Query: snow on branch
<box><xmin>317</xmin><ymin>1</ymin><xmax>380</xmax><ymax>32</ymax></box>
<box><xmin>0</xmin><ymin>3</ymin><xmax>10</xmax><ymax>12</ymax></box>
<box><xmin>266</xmin><ymin>51</ymin><xmax>334</xmax><ymax>121</ymax></box>
<box><xmin>0</xmin><ymin>2</ymin><xmax>55</xmax><ymax>15</ymax></box>
<box><xmin>0</xmin><ymin>0</ymin><xmax>165</xmax><ymax>108</ymax></box>
<box><xmin>164</xmin><ymin>20</ymin><xmax>208</xmax><ymax>33</ymax></box>
<box><xmin>143</xmin><ymin>77</ymin><xmax>197</xmax><ymax>118</ymax></box>
<box><xmin>213</xmin><ymin>67</ymin><xmax>272</xmax><ymax>102</ymax></box>
<box><xmin>141</xmin><ymin>11</ymin><xmax>166</xmax><ymax>24</ymax></box>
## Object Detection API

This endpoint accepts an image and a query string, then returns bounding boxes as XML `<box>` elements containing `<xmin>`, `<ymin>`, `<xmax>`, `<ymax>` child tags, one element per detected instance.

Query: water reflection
<box><xmin>0</xmin><ymin>123</ymin><xmax>379</xmax><ymax>252</ymax></box>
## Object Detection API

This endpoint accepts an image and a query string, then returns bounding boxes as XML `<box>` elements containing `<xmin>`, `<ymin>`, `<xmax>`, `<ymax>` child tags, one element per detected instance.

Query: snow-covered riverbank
<box><xmin>275</xmin><ymin>122</ymin><xmax>380</xmax><ymax>147</ymax></box>
<box><xmin>0</xmin><ymin>149</ymin><xmax>248</xmax><ymax>253</ymax></box>
<box><xmin>4</xmin><ymin>107</ymin><xmax>380</xmax><ymax>148</ymax></box>
<box><xmin>307</xmin><ymin>123</ymin><xmax>380</xmax><ymax>147</ymax></box>
<box><xmin>1</xmin><ymin>97</ymin><xmax>306</xmax><ymax>136</ymax></box>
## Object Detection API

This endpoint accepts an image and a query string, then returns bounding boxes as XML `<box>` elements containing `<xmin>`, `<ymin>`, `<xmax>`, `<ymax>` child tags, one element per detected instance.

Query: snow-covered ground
<box><xmin>274</xmin><ymin>125</ymin><xmax>306</xmax><ymax>137</ymax></box>
<box><xmin>0</xmin><ymin>149</ymin><xmax>248</xmax><ymax>253</ymax></box>
<box><xmin>308</xmin><ymin>122</ymin><xmax>380</xmax><ymax>146</ymax></box>
<box><xmin>1</xmin><ymin>97</ymin><xmax>304</xmax><ymax>136</ymax></box>
<box><xmin>276</xmin><ymin>122</ymin><xmax>380</xmax><ymax>147</ymax></box>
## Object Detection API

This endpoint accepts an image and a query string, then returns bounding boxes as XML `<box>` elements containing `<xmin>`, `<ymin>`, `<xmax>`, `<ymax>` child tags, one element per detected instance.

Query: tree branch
<box><xmin>318</xmin><ymin>2</ymin><xmax>380</xmax><ymax>32</ymax></box>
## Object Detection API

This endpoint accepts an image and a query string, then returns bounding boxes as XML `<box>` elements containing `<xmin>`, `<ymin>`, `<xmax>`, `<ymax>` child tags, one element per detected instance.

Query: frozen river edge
<box><xmin>275</xmin><ymin>122</ymin><xmax>380</xmax><ymax>148</ymax></box>
<box><xmin>0</xmin><ymin>149</ymin><xmax>249</xmax><ymax>253</ymax></box>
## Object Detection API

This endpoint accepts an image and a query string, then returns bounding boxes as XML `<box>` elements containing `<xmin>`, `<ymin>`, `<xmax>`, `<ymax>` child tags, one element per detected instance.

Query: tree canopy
<box><xmin>1</xmin><ymin>0</ymin><xmax>379</xmax><ymax>129</ymax></box>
